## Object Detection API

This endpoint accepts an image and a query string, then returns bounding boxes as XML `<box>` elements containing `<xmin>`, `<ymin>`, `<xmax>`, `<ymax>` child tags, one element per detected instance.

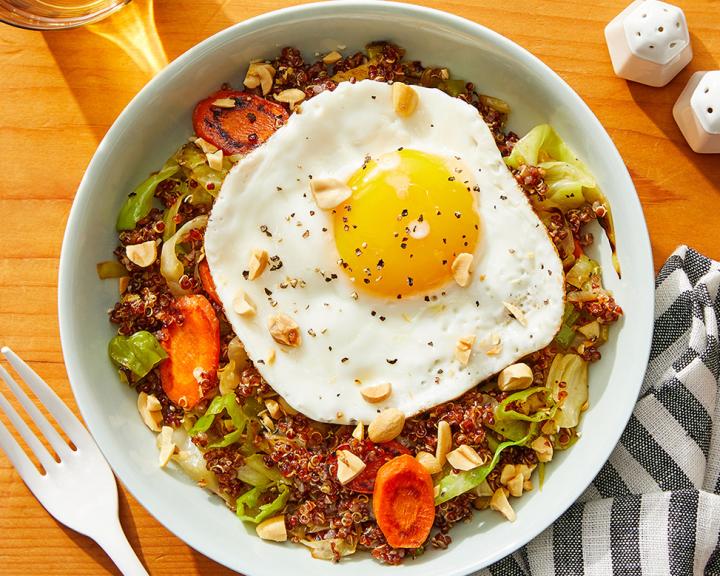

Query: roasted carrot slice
<box><xmin>192</xmin><ymin>90</ymin><xmax>289</xmax><ymax>155</ymax></box>
<box><xmin>573</xmin><ymin>237</ymin><xmax>583</xmax><ymax>260</ymax></box>
<box><xmin>372</xmin><ymin>454</ymin><xmax>435</xmax><ymax>548</ymax></box>
<box><xmin>159</xmin><ymin>295</ymin><xmax>220</xmax><ymax>409</ymax></box>
<box><xmin>198</xmin><ymin>259</ymin><xmax>222</xmax><ymax>306</ymax></box>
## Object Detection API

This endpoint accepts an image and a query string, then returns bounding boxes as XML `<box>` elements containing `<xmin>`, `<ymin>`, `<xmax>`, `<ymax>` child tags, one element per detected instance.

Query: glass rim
<box><xmin>0</xmin><ymin>0</ymin><xmax>130</xmax><ymax>31</ymax></box>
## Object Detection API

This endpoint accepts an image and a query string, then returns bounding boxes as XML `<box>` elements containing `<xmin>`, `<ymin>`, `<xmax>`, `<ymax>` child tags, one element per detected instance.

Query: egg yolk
<box><xmin>334</xmin><ymin>149</ymin><xmax>480</xmax><ymax>298</ymax></box>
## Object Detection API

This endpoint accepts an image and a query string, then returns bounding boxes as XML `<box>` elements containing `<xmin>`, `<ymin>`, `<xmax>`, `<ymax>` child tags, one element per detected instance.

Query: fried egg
<box><xmin>205</xmin><ymin>80</ymin><xmax>564</xmax><ymax>424</ymax></box>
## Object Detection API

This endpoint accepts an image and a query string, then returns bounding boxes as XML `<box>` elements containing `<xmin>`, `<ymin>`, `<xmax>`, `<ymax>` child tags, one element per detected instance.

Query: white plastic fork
<box><xmin>0</xmin><ymin>346</ymin><xmax>148</xmax><ymax>576</ymax></box>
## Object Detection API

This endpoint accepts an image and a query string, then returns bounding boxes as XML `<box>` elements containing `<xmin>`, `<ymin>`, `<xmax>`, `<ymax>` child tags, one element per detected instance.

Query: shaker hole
<box><xmin>658</xmin><ymin>26</ymin><xmax>664</xmax><ymax>32</ymax></box>
<box><xmin>709</xmin><ymin>108</ymin><xmax>715</xmax><ymax>114</ymax></box>
<box><xmin>669</xmin><ymin>42</ymin><xmax>677</xmax><ymax>48</ymax></box>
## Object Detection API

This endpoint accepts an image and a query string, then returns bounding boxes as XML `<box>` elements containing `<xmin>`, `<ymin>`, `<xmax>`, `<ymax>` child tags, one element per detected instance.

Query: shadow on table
<box><xmin>55</xmin><ymin>486</ymin><xmax>145</xmax><ymax>575</ymax></box>
<box><xmin>152</xmin><ymin>0</ymin><xmax>238</xmax><ymax>61</ymax></box>
<box><xmin>190</xmin><ymin>546</ymin><xmax>238</xmax><ymax>575</ymax></box>
<box><xmin>40</xmin><ymin>0</ymin><xmax>235</xmax><ymax>143</ymax></box>
<box><xmin>626</xmin><ymin>32</ymin><xmax>720</xmax><ymax>192</ymax></box>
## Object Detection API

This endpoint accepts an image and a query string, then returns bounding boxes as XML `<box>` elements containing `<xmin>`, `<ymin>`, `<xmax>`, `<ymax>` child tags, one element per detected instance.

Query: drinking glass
<box><xmin>0</xmin><ymin>0</ymin><xmax>129</xmax><ymax>30</ymax></box>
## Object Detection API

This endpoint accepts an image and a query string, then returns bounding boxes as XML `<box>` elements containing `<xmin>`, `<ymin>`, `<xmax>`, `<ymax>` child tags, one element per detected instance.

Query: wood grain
<box><xmin>0</xmin><ymin>1</ymin><xmax>718</xmax><ymax>574</ymax></box>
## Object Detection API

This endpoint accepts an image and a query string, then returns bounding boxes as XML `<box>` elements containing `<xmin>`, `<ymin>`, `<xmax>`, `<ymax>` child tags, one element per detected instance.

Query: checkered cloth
<box><xmin>481</xmin><ymin>246</ymin><xmax>720</xmax><ymax>576</ymax></box>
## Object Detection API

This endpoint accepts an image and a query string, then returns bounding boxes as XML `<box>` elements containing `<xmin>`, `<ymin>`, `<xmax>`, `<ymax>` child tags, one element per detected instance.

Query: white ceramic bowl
<box><xmin>58</xmin><ymin>2</ymin><xmax>655</xmax><ymax>574</ymax></box>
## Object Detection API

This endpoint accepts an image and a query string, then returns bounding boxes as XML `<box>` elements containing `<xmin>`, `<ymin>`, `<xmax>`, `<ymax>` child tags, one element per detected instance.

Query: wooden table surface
<box><xmin>0</xmin><ymin>0</ymin><xmax>718</xmax><ymax>574</ymax></box>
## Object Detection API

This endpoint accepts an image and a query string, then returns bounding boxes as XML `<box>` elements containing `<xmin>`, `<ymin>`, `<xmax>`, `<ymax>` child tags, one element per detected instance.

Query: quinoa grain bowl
<box><xmin>59</xmin><ymin>4</ymin><xmax>653</xmax><ymax>574</ymax></box>
<box><xmin>99</xmin><ymin>41</ymin><xmax>622</xmax><ymax>564</ymax></box>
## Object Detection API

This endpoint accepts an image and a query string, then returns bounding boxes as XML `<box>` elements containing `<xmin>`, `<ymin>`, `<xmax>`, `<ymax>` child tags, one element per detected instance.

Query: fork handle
<box><xmin>92</xmin><ymin>519</ymin><xmax>149</xmax><ymax>576</ymax></box>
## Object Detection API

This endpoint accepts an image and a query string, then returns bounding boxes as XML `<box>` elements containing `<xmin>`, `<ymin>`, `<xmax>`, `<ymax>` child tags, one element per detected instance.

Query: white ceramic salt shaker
<box><xmin>673</xmin><ymin>71</ymin><xmax>720</xmax><ymax>153</ymax></box>
<box><xmin>605</xmin><ymin>0</ymin><xmax>692</xmax><ymax>87</ymax></box>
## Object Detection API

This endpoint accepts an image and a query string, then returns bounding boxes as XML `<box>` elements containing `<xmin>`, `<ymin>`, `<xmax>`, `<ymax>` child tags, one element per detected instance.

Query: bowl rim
<box><xmin>58</xmin><ymin>1</ymin><xmax>655</xmax><ymax>574</ymax></box>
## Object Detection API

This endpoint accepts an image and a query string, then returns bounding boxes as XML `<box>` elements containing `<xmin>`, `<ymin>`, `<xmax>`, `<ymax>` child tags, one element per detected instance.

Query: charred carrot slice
<box><xmin>372</xmin><ymin>454</ymin><xmax>436</xmax><ymax>548</ymax></box>
<box><xmin>192</xmin><ymin>90</ymin><xmax>289</xmax><ymax>155</ymax></box>
<box><xmin>159</xmin><ymin>295</ymin><xmax>220</xmax><ymax>409</ymax></box>
<box><xmin>198</xmin><ymin>259</ymin><xmax>222</xmax><ymax>307</ymax></box>
<box><xmin>573</xmin><ymin>237</ymin><xmax>583</xmax><ymax>260</ymax></box>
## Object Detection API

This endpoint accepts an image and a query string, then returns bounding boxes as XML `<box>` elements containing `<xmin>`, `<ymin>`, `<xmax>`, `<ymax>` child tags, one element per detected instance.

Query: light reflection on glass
<box><xmin>87</xmin><ymin>0</ymin><xmax>167</xmax><ymax>76</ymax></box>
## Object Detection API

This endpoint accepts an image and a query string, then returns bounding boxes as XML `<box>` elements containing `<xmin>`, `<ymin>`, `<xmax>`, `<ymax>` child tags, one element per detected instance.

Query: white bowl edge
<box><xmin>58</xmin><ymin>2</ymin><xmax>655</xmax><ymax>575</ymax></box>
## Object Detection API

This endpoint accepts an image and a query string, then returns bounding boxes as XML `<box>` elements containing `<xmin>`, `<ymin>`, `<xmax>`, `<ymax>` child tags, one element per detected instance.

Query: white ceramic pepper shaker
<box><xmin>673</xmin><ymin>71</ymin><xmax>720</xmax><ymax>153</ymax></box>
<box><xmin>605</xmin><ymin>0</ymin><xmax>692</xmax><ymax>87</ymax></box>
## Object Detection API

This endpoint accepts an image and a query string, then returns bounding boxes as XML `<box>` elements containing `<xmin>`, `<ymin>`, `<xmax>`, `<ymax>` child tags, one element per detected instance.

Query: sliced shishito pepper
<box><xmin>372</xmin><ymin>454</ymin><xmax>435</xmax><ymax>549</ymax></box>
<box><xmin>192</xmin><ymin>90</ymin><xmax>289</xmax><ymax>155</ymax></box>
<box><xmin>159</xmin><ymin>295</ymin><xmax>220</xmax><ymax>409</ymax></box>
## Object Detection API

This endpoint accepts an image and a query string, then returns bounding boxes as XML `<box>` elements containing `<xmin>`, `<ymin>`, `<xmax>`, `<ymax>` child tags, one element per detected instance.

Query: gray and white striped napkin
<box><xmin>481</xmin><ymin>246</ymin><xmax>720</xmax><ymax>576</ymax></box>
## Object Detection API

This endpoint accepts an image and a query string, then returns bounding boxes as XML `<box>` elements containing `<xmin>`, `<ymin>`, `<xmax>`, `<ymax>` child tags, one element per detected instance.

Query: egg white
<box><xmin>205</xmin><ymin>80</ymin><xmax>564</xmax><ymax>424</ymax></box>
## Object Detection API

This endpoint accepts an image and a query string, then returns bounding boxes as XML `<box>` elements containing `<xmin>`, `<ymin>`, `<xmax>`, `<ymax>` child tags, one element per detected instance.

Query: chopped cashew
<box><xmin>265</xmin><ymin>398</ymin><xmax>282</xmax><ymax>419</ymax></box>
<box><xmin>518</xmin><ymin>464</ymin><xmax>535</xmax><ymax>480</ymax></box>
<box><xmin>267</xmin><ymin>314</ymin><xmax>301</xmax><ymax>347</ymax></box>
<box><xmin>277</xmin><ymin>397</ymin><xmax>298</xmax><ymax>416</ymax></box>
<box><xmin>352</xmin><ymin>421</ymin><xmax>365</xmax><ymax>441</ymax></box>
<box><xmin>500</xmin><ymin>464</ymin><xmax>518</xmax><ymax>484</ymax></box>
<box><xmin>368</xmin><ymin>408</ymin><xmax>405</xmax><ymax>443</ymax></box>
<box><xmin>156</xmin><ymin>426</ymin><xmax>176</xmax><ymax>467</ymax></box>
<box><xmin>497</xmin><ymin>362</ymin><xmax>534</xmax><ymax>392</ymax></box>
<box><xmin>503</xmin><ymin>301</ymin><xmax>527</xmax><ymax>326</ymax></box>
<box><xmin>507</xmin><ymin>474</ymin><xmax>524</xmax><ymax>497</ymax></box>
<box><xmin>336</xmin><ymin>449</ymin><xmax>366</xmax><ymax>485</ymax></box>
<box><xmin>480</xmin><ymin>333</ymin><xmax>503</xmax><ymax>356</ymax></box>
<box><xmin>322</xmin><ymin>50</ymin><xmax>342</xmax><ymax>64</ymax></box>
<box><xmin>310</xmin><ymin>178</ymin><xmax>352</xmax><ymax>210</ymax></box>
<box><xmin>137</xmin><ymin>392</ymin><xmax>163</xmax><ymax>432</ymax></box>
<box><xmin>392</xmin><ymin>82</ymin><xmax>419</xmax><ymax>117</ymax></box>
<box><xmin>206</xmin><ymin>149</ymin><xmax>224</xmax><ymax>171</ymax></box>
<box><xmin>454</xmin><ymin>335</ymin><xmax>475</xmax><ymax>366</ymax></box>
<box><xmin>126</xmin><ymin>241</ymin><xmax>157</xmax><ymax>268</ymax></box>
<box><xmin>194</xmin><ymin>137</ymin><xmax>218</xmax><ymax>154</ymax></box>
<box><xmin>541</xmin><ymin>419</ymin><xmax>559</xmax><ymax>435</ymax></box>
<box><xmin>474</xmin><ymin>496</ymin><xmax>491</xmax><ymax>510</ymax></box>
<box><xmin>233</xmin><ymin>290</ymin><xmax>256</xmax><ymax>316</ymax></box>
<box><xmin>360</xmin><ymin>382</ymin><xmax>392</xmax><ymax>404</ymax></box>
<box><xmin>451</xmin><ymin>253</ymin><xmax>473</xmax><ymax>287</ymax></box>
<box><xmin>500</xmin><ymin>463</ymin><xmax>535</xmax><ymax>497</ymax></box>
<box><xmin>474</xmin><ymin>480</ymin><xmax>493</xmax><ymax>497</ymax></box>
<box><xmin>446</xmin><ymin>444</ymin><xmax>485</xmax><ymax>471</ymax></box>
<box><xmin>416</xmin><ymin>451</ymin><xmax>442</xmax><ymax>475</ymax></box>
<box><xmin>256</xmin><ymin>515</ymin><xmax>287</xmax><ymax>541</ymax></box>
<box><xmin>261</xmin><ymin>413</ymin><xmax>275</xmax><ymax>432</ymax></box>
<box><xmin>490</xmin><ymin>488</ymin><xmax>516</xmax><ymax>522</ymax></box>
<box><xmin>531</xmin><ymin>435</ymin><xmax>554</xmax><ymax>463</ymax></box>
<box><xmin>273</xmin><ymin>88</ymin><xmax>305</xmax><ymax>111</ymax></box>
<box><xmin>244</xmin><ymin>62</ymin><xmax>275</xmax><ymax>95</ymax></box>
<box><xmin>119</xmin><ymin>276</ymin><xmax>130</xmax><ymax>294</ymax></box>
<box><xmin>248</xmin><ymin>249</ymin><xmax>269</xmax><ymax>281</ymax></box>
<box><xmin>212</xmin><ymin>98</ymin><xmax>236</xmax><ymax>108</ymax></box>
<box><xmin>436</xmin><ymin>420</ymin><xmax>452</xmax><ymax>466</ymax></box>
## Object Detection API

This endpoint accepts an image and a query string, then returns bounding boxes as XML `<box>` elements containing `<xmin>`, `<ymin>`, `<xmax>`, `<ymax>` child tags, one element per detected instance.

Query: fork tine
<box><xmin>1</xmin><ymin>347</ymin><xmax>89</xmax><ymax>450</ymax></box>
<box><xmin>0</xmin><ymin>359</ymin><xmax>73</xmax><ymax>460</ymax></box>
<box><xmin>0</xmin><ymin>384</ymin><xmax>56</xmax><ymax>471</ymax></box>
<box><xmin>0</xmin><ymin>417</ymin><xmax>43</xmax><ymax>492</ymax></box>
